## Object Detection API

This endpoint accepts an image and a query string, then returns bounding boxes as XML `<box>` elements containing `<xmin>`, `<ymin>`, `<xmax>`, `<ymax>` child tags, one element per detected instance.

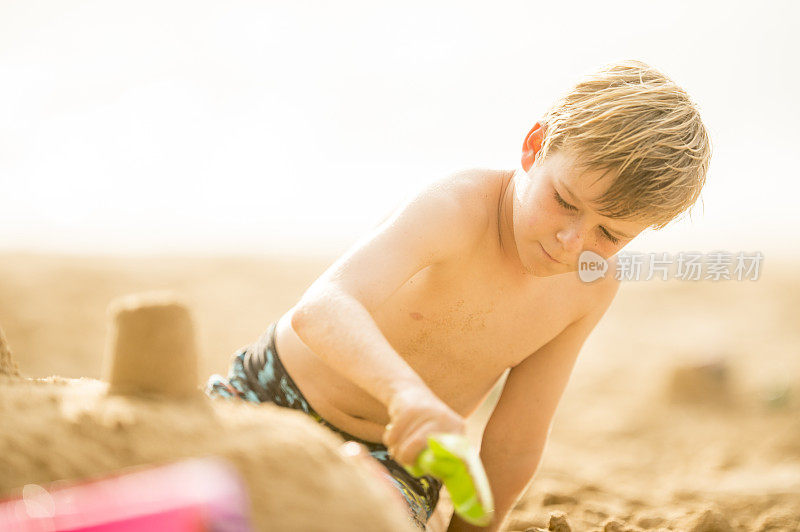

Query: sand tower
<box><xmin>0</xmin><ymin>325</ymin><xmax>20</xmax><ymax>376</ymax></box>
<box><xmin>103</xmin><ymin>292</ymin><xmax>201</xmax><ymax>398</ymax></box>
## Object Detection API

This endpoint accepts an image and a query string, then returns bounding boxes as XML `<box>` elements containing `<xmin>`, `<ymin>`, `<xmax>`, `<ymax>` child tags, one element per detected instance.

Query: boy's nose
<box><xmin>556</xmin><ymin>223</ymin><xmax>585</xmax><ymax>255</ymax></box>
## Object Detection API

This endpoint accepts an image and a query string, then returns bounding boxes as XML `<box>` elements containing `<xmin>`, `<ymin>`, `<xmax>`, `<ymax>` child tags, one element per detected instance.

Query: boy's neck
<box><xmin>496</xmin><ymin>169</ymin><xmax>525</xmax><ymax>275</ymax></box>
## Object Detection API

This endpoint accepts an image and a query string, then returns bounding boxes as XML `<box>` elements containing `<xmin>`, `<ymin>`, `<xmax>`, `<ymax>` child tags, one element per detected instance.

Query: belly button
<box><xmin>409</xmin><ymin>312</ymin><xmax>424</xmax><ymax>321</ymax></box>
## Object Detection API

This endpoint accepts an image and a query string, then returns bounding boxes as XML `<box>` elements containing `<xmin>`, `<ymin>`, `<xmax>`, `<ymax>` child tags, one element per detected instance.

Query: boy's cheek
<box><xmin>523</xmin><ymin>209</ymin><xmax>548</xmax><ymax>236</ymax></box>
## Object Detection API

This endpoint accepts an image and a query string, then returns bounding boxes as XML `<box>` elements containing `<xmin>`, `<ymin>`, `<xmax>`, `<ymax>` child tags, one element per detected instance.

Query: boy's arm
<box><xmin>447</xmin><ymin>278</ymin><xmax>619</xmax><ymax>532</ymax></box>
<box><xmin>290</xmin><ymin>171</ymin><xmax>490</xmax><ymax>415</ymax></box>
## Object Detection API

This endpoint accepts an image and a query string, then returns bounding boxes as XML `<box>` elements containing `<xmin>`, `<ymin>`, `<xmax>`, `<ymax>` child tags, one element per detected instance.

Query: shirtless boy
<box><xmin>207</xmin><ymin>59</ymin><xmax>711</xmax><ymax>531</ymax></box>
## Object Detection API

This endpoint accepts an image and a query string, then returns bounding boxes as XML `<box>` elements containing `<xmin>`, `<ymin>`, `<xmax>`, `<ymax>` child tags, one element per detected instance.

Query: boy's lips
<box><xmin>540</xmin><ymin>243</ymin><xmax>562</xmax><ymax>264</ymax></box>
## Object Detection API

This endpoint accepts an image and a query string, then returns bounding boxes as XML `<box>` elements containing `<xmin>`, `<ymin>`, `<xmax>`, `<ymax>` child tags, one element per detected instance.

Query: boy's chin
<box><xmin>527</xmin><ymin>263</ymin><xmax>576</xmax><ymax>277</ymax></box>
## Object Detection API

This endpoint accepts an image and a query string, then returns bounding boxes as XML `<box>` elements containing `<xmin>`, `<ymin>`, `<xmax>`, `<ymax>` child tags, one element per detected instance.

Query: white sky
<box><xmin>1</xmin><ymin>0</ymin><xmax>799</xmax><ymax>258</ymax></box>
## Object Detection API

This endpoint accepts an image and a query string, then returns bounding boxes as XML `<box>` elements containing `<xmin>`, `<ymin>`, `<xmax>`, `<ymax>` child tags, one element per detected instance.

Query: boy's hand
<box><xmin>382</xmin><ymin>387</ymin><xmax>467</xmax><ymax>467</ymax></box>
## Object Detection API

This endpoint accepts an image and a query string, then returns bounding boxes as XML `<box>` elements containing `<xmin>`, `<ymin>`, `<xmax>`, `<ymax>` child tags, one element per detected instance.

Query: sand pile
<box><xmin>0</xmin><ymin>325</ymin><xmax>19</xmax><ymax>376</ymax></box>
<box><xmin>0</xmin><ymin>376</ymin><xmax>412</xmax><ymax>531</ymax></box>
<box><xmin>103</xmin><ymin>292</ymin><xmax>200</xmax><ymax>399</ymax></box>
<box><xmin>0</xmin><ymin>292</ymin><xmax>414</xmax><ymax>531</ymax></box>
<box><xmin>665</xmin><ymin>357</ymin><xmax>735</xmax><ymax>407</ymax></box>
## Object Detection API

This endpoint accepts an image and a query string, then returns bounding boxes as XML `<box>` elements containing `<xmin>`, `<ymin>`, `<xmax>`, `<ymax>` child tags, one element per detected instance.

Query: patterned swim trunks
<box><xmin>205</xmin><ymin>322</ymin><xmax>441</xmax><ymax>530</ymax></box>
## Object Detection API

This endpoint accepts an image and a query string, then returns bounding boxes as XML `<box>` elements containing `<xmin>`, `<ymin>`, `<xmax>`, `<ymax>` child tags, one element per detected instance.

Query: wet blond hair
<box><xmin>537</xmin><ymin>59</ymin><xmax>712</xmax><ymax>229</ymax></box>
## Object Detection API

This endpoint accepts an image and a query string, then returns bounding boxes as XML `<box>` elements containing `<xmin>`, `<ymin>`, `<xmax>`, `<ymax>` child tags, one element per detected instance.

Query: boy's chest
<box><xmin>371</xmin><ymin>251</ymin><xmax>588</xmax><ymax>413</ymax></box>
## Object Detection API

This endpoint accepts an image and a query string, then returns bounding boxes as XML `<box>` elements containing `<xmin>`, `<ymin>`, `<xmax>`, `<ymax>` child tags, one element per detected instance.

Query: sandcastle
<box><xmin>665</xmin><ymin>356</ymin><xmax>735</xmax><ymax>407</ymax></box>
<box><xmin>0</xmin><ymin>293</ymin><xmax>414</xmax><ymax>531</ymax></box>
<box><xmin>103</xmin><ymin>292</ymin><xmax>201</xmax><ymax>399</ymax></box>
<box><xmin>0</xmin><ymin>324</ymin><xmax>19</xmax><ymax>377</ymax></box>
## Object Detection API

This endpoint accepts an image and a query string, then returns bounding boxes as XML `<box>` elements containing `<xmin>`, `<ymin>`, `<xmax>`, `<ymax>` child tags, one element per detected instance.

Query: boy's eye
<box><xmin>553</xmin><ymin>189</ymin><xmax>621</xmax><ymax>245</ymax></box>
<box><xmin>600</xmin><ymin>227</ymin><xmax>620</xmax><ymax>244</ymax></box>
<box><xmin>553</xmin><ymin>191</ymin><xmax>577</xmax><ymax>211</ymax></box>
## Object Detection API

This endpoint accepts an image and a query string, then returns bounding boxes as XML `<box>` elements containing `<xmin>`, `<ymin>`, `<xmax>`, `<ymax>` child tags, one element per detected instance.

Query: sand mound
<box><xmin>753</xmin><ymin>507</ymin><xmax>800</xmax><ymax>531</ymax></box>
<box><xmin>0</xmin><ymin>292</ymin><xmax>414</xmax><ymax>531</ymax></box>
<box><xmin>103</xmin><ymin>291</ymin><xmax>200</xmax><ymax>399</ymax></box>
<box><xmin>0</xmin><ymin>376</ymin><xmax>413</xmax><ymax>531</ymax></box>
<box><xmin>0</xmin><ymin>325</ymin><xmax>20</xmax><ymax>377</ymax></box>
<box><xmin>665</xmin><ymin>356</ymin><xmax>735</xmax><ymax>407</ymax></box>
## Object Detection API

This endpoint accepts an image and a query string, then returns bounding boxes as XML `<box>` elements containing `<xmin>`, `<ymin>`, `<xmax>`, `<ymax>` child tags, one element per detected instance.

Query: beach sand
<box><xmin>0</xmin><ymin>253</ymin><xmax>798</xmax><ymax>531</ymax></box>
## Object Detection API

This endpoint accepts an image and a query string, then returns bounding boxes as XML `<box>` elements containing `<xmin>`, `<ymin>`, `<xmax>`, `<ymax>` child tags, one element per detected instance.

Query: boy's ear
<box><xmin>521</xmin><ymin>122</ymin><xmax>546</xmax><ymax>172</ymax></box>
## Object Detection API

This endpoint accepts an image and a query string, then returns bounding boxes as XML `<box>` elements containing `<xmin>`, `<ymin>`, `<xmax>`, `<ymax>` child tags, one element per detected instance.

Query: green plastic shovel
<box><xmin>403</xmin><ymin>433</ymin><xmax>494</xmax><ymax>527</ymax></box>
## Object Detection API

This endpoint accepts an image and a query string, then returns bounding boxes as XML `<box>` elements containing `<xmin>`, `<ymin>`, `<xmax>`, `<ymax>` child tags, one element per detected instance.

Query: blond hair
<box><xmin>537</xmin><ymin>59</ymin><xmax>712</xmax><ymax>229</ymax></box>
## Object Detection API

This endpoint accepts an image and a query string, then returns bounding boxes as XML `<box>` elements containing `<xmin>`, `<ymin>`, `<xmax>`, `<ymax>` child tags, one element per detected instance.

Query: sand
<box><xmin>103</xmin><ymin>291</ymin><xmax>201</xmax><ymax>398</ymax></box>
<box><xmin>0</xmin><ymin>283</ymin><xmax>414</xmax><ymax>530</ymax></box>
<box><xmin>0</xmin><ymin>375</ymin><xmax>413</xmax><ymax>531</ymax></box>
<box><xmin>0</xmin><ymin>325</ymin><xmax>19</xmax><ymax>376</ymax></box>
<box><xmin>0</xmin><ymin>253</ymin><xmax>798</xmax><ymax>531</ymax></box>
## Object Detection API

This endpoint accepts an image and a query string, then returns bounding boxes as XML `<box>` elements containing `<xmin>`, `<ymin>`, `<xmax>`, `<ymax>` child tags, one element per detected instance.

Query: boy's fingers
<box><xmin>382</xmin><ymin>423</ymin><xmax>394</xmax><ymax>447</ymax></box>
<box><xmin>396</xmin><ymin>420</ymin><xmax>439</xmax><ymax>466</ymax></box>
<box><xmin>382</xmin><ymin>423</ymin><xmax>393</xmax><ymax>447</ymax></box>
<box><xmin>385</xmin><ymin>423</ymin><xmax>427</xmax><ymax>459</ymax></box>
<box><xmin>395</xmin><ymin>428</ymin><xmax>430</xmax><ymax>467</ymax></box>
<box><xmin>383</xmin><ymin>409</ymin><xmax>423</xmax><ymax>448</ymax></box>
<box><xmin>386</xmin><ymin>421</ymin><xmax>427</xmax><ymax>462</ymax></box>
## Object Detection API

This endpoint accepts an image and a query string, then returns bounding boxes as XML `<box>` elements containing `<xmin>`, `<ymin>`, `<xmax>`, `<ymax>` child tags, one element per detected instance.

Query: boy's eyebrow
<box><xmin>561</xmin><ymin>182</ymin><xmax>634</xmax><ymax>239</ymax></box>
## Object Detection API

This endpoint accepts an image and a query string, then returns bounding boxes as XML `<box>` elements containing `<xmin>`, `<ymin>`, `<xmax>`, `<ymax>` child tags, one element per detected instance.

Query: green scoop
<box><xmin>402</xmin><ymin>433</ymin><xmax>494</xmax><ymax>527</ymax></box>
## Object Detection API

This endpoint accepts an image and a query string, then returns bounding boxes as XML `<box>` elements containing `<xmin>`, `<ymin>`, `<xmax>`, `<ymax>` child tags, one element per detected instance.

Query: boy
<box><xmin>207</xmin><ymin>59</ymin><xmax>711</xmax><ymax>531</ymax></box>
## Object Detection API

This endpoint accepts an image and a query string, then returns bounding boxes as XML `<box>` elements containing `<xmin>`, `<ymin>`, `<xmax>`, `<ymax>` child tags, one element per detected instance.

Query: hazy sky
<box><xmin>2</xmin><ymin>1</ymin><xmax>798</xmax><ymax>257</ymax></box>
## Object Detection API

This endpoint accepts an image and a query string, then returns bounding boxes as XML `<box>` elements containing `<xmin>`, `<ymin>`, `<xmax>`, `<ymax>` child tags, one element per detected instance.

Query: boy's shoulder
<box><xmin>423</xmin><ymin>166</ymin><xmax>505</xmax><ymax>197</ymax></box>
<box><xmin>421</xmin><ymin>167</ymin><xmax>509</xmax><ymax>228</ymax></box>
<box><xmin>345</xmin><ymin>167</ymin><xmax>508</xmax><ymax>277</ymax></box>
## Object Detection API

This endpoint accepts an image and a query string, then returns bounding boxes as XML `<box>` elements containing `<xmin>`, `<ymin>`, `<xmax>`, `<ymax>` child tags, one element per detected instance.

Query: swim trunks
<box><xmin>205</xmin><ymin>322</ymin><xmax>441</xmax><ymax>530</ymax></box>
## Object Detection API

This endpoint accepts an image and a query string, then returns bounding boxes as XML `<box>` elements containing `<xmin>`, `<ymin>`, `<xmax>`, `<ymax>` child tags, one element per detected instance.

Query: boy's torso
<box><xmin>275</xmin><ymin>169</ymin><xmax>598</xmax><ymax>444</ymax></box>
